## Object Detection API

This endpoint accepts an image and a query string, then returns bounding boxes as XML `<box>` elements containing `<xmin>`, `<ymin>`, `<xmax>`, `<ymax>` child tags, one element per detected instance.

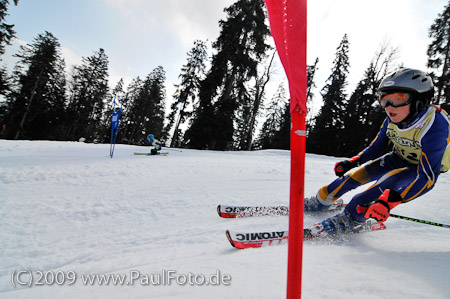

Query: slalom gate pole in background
<box><xmin>110</xmin><ymin>122</ymin><xmax>120</xmax><ymax>158</ymax></box>
<box><xmin>109</xmin><ymin>98</ymin><xmax>116</xmax><ymax>158</ymax></box>
<box><xmin>264</xmin><ymin>0</ymin><xmax>307</xmax><ymax>298</ymax></box>
<box><xmin>110</xmin><ymin>97</ymin><xmax>123</xmax><ymax>158</ymax></box>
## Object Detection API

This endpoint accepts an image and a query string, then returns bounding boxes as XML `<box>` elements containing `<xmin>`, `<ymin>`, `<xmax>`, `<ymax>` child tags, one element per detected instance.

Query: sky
<box><xmin>2</xmin><ymin>0</ymin><xmax>449</xmax><ymax>113</ymax></box>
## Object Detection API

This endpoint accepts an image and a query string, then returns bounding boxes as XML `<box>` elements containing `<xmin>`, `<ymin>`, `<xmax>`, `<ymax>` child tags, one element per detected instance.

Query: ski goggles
<box><xmin>378</xmin><ymin>92</ymin><xmax>411</xmax><ymax>108</ymax></box>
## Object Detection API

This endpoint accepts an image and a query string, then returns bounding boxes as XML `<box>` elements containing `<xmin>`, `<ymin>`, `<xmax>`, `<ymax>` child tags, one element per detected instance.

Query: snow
<box><xmin>1</xmin><ymin>140</ymin><xmax>450</xmax><ymax>299</ymax></box>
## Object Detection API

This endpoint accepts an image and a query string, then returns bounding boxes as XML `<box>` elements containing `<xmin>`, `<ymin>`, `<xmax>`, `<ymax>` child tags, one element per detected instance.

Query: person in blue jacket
<box><xmin>305</xmin><ymin>68</ymin><xmax>450</xmax><ymax>236</ymax></box>
<box><xmin>146</xmin><ymin>134</ymin><xmax>162</xmax><ymax>155</ymax></box>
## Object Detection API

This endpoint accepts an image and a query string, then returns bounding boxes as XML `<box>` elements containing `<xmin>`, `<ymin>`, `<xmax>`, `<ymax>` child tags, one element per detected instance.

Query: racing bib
<box><xmin>386</xmin><ymin>106</ymin><xmax>450</xmax><ymax>172</ymax></box>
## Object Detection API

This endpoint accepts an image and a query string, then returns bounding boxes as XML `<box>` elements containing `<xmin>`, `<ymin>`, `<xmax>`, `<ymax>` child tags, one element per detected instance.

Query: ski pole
<box><xmin>390</xmin><ymin>213</ymin><xmax>450</xmax><ymax>229</ymax></box>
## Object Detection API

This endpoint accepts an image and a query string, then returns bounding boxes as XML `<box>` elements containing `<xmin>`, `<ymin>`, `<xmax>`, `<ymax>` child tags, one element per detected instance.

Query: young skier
<box><xmin>146</xmin><ymin>134</ymin><xmax>162</xmax><ymax>155</ymax></box>
<box><xmin>305</xmin><ymin>68</ymin><xmax>450</xmax><ymax>236</ymax></box>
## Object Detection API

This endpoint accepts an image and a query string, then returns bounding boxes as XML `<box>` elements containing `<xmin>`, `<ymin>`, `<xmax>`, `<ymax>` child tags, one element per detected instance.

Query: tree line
<box><xmin>0</xmin><ymin>0</ymin><xmax>449</xmax><ymax>157</ymax></box>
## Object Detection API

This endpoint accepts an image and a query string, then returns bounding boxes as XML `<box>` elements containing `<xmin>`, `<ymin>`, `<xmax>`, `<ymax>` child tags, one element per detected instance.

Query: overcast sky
<box><xmin>3</xmin><ymin>0</ymin><xmax>448</xmax><ymax>110</ymax></box>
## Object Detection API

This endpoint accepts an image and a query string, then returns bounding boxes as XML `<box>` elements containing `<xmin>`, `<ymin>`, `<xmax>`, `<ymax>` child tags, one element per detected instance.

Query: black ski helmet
<box><xmin>378</xmin><ymin>68</ymin><xmax>435</xmax><ymax>123</ymax></box>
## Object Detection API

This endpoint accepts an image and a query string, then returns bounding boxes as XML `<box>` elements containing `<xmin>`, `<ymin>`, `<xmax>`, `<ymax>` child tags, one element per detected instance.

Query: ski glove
<box><xmin>334</xmin><ymin>156</ymin><xmax>361</xmax><ymax>177</ymax></box>
<box><xmin>357</xmin><ymin>189</ymin><xmax>403</xmax><ymax>222</ymax></box>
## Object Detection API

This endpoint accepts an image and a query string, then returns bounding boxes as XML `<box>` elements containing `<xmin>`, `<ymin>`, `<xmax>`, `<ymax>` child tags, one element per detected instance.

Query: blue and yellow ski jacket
<box><xmin>357</xmin><ymin>106</ymin><xmax>450</xmax><ymax>201</ymax></box>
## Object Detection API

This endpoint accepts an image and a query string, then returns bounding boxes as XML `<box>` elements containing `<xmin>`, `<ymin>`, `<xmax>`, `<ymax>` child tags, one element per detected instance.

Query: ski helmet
<box><xmin>147</xmin><ymin>134</ymin><xmax>154</xmax><ymax>141</ymax></box>
<box><xmin>378</xmin><ymin>68</ymin><xmax>434</xmax><ymax>123</ymax></box>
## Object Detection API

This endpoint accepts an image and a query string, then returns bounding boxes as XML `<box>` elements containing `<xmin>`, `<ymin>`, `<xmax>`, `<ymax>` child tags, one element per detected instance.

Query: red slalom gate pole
<box><xmin>287</xmin><ymin>109</ymin><xmax>306</xmax><ymax>298</ymax></box>
<box><xmin>264</xmin><ymin>0</ymin><xmax>307</xmax><ymax>297</ymax></box>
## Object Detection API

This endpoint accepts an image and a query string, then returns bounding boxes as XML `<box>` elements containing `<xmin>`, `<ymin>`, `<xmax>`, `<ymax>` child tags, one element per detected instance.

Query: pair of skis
<box><xmin>219</xmin><ymin>202</ymin><xmax>386</xmax><ymax>249</ymax></box>
<box><xmin>134</xmin><ymin>152</ymin><xmax>169</xmax><ymax>156</ymax></box>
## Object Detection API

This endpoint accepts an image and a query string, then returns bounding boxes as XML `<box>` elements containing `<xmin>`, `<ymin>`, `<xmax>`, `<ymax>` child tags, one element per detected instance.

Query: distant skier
<box><xmin>147</xmin><ymin>134</ymin><xmax>162</xmax><ymax>155</ymax></box>
<box><xmin>305</xmin><ymin>68</ymin><xmax>450</xmax><ymax>236</ymax></box>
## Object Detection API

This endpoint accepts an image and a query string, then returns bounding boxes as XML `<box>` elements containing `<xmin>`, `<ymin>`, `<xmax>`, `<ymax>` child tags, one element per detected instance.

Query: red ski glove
<box><xmin>357</xmin><ymin>189</ymin><xmax>403</xmax><ymax>222</ymax></box>
<box><xmin>334</xmin><ymin>156</ymin><xmax>361</xmax><ymax>177</ymax></box>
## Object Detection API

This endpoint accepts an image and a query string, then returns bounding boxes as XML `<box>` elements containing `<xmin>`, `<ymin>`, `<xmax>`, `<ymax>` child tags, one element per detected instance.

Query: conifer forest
<box><xmin>1</xmin><ymin>0</ymin><xmax>450</xmax><ymax>157</ymax></box>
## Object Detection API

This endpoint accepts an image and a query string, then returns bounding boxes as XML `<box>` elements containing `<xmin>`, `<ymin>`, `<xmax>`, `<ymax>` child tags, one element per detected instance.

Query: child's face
<box><xmin>385</xmin><ymin>104</ymin><xmax>411</xmax><ymax>123</ymax></box>
<box><xmin>379</xmin><ymin>92</ymin><xmax>411</xmax><ymax>123</ymax></box>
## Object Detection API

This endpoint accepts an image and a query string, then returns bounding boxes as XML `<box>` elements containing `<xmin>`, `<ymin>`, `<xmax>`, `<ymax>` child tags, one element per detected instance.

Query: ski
<box><xmin>226</xmin><ymin>220</ymin><xmax>386</xmax><ymax>249</ymax></box>
<box><xmin>218</xmin><ymin>204</ymin><xmax>289</xmax><ymax>218</ymax></box>
<box><xmin>133</xmin><ymin>152</ymin><xmax>168</xmax><ymax>156</ymax></box>
<box><xmin>217</xmin><ymin>200</ymin><xmax>344</xmax><ymax>218</ymax></box>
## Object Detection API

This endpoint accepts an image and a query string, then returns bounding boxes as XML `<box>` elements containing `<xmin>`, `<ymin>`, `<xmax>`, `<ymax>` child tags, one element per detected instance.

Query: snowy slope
<box><xmin>1</xmin><ymin>140</ymin><xmax>449</xmax><ymax>299</ymax></box>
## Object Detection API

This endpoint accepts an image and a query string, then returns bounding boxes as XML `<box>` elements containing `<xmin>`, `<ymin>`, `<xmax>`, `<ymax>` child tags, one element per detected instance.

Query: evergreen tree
<box><xmin>255</xmin><ymin>83</ymin><xmax>287</xmax><ymax>149</ymax></box>
<box><xmin>44</xmin><ymin>54</ymin><xmax>67</xmax><ymax>139</ymax></box>
<box><xmin>65</xmin><ymin>48</ymin><xmax>109</xmax><ymax>141</ymax></box>
<box><xmin>0</xmin><ymin>0</ymin><xmax>18</xmax><ymax>56</ymax></box>
<box><xmin>121</xmin><ymin>77</ymin><xmax>144</xmax><ymax>144</ymax></box>
<box><xmin>124</xmin><ymin>67</ymin><xmax>166</xmax><ymax>144</ymax></box>
<box><xmin>0</xmin><ymin>0</ymin><xmax>19</xmax><ymax>98</ymax></box>
<box><xmin>5</xmin><ymin>31</ymin><xmax>66</xmax><ymax>140</ymax></box>
<box><xmin>232</xmin><ymin>85</ymin><xmax>252</xmax><ymax>149</ymax></box>
<box><xmin>308</xmin><ymin>34</ymin><xmax>350</xmax><ymax>156</ymax></box>
<box><xmin>111</xmin><ymin>78</ymin><xmax>125</xmax><ymax>99</ymax></box>
<box><xmin>427</xmin><ymin>2</ymin><xmax>450</xmax><ymax>104</ymax></box>
<box><xmin>270</xmin><ymin>101</ymin><xmax>290</xmax><ymax>150</ymax></box>
<box><xmin>166</xmin><ymin>40</ymin><xmax>207</xmax><ymax>148</ymax></box>
<box><xmin>256</xmin><ymin>58</ymin><xmax>318</xmax><ymax>150</ymax></box>
<box><xmin>0</xmin><ymin>67</ymin><xmax>9</xmax><ymax>131</ymax></box>
<box><xmin>142</xmin><ymin>66</ymin><xmax>166</xmax><ymax>141</ymax></box>
<box><xmin>306</xmin><ymin>57</ymin><xmax>319</xmax><ymax>134</ymax></box>
<box><xmin>342</xmin><ymin>43</ymin><xmax>398</xmax><ymax>154</ymax></box>
<box><xmin>186</xmin><ymin>0</ymin><xmax>270</xmax><ymax>150</ymax></box>
<box><xmin>235</xmin><ymin>50</ymin><xmax>276</xmax><ymax>150</ymax></box>
<box><xmin>184</xmin><ymin>76</ymin><xmax>215</xmax><ymax>149</ymax></box>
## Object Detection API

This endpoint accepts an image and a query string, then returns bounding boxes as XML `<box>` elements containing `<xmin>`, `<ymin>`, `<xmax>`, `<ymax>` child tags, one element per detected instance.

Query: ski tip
<box><xmin>225</xmin><ymin>230</ymin><xmax>236</xmax><ymax>248</ymax></box>
<box><xmin>217</xmin><ymin>205</ymin><xmax>223</xmax><ymax>217</ymax></box>
<box><xmin>216</xmin><ymin>205</ymin><xmax>237</xmax><ymax>218</ymax></box>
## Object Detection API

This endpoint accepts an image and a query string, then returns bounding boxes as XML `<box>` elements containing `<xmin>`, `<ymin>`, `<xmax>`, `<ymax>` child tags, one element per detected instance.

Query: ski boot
<box><xmin>304</xmin><ymin>195</ymin><xmax>344</xmax><ymax>213</ymax></box>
